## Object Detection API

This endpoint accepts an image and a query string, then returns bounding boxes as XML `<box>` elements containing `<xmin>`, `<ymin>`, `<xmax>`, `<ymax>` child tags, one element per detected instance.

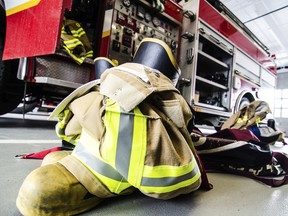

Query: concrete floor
<box><xmin>1</xmin><ymin>115</ymin><xmax>288</xmax><ymax>216</ymax></box>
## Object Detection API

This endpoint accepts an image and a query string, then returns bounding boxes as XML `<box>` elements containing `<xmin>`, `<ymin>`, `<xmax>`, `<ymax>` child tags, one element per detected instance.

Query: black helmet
<box><xmin>94</xmin><ymin>57</ymin><xmax>117</xmax><ymax>79</ymax></box>
<box><xmin>133</xmin><ymin>38</ymin><xmax>181</xmax><ymax>86</ymax></box>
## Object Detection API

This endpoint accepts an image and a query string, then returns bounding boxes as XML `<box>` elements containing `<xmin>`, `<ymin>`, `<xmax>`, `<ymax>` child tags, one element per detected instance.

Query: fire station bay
<box><xmin>1</xmin><ymin>0</ymin><xmax>288</xmax><ymax>215</ymax></box>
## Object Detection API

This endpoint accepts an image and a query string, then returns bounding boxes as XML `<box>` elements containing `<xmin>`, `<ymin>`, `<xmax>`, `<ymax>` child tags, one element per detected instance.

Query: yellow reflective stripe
<box><xmin>255</xmin><ymin>117</ymin><xmax>261</xmax><ymax>124</ymax></box>
<box><xmin>77</xmin><ymin>31</ymin><xmax>86</xmax><ymax>38</ymax></box>
<box><xmin>55</xmin><ymin>128</ymin><xmax>78</xmax><ymax>145</ymax></box>
<box><xmin>237</xmin><ymin>115</ymin><xmax>248</xmax><ymax>124</ymax></box>
<box><xmin>85</xmin><ymin>51</ymin><xmax>93</xmax><ymax>58</ymax></box>
<box><xmin>71</xmin><ymin>28</ymin><xmax>84</xmax><ymax>34</ymax></box>
<box><xmin>128</xmin><ymin>107</ymin><xmax>147</xmax><ymax>187</ymax></box>
<box><xmin>141</xmin><ymin>160</ymin><xmax>200</xmax><ymax>188</ymax></box>
<box><xmin>140</xmin><ymin>171</ymin><xmax>201</xmax><ymax>193</ymax></box>
<box><xmin>58</xmin><ymin>109</ymin><xmax>72</xmax><ymax>125</ymax></box>
<box><xmin>91</xmin><ymin>172</ymin><xmax>132</xmax><ymax>194</ymax></box>
<box><xmin>61</xmin><ymin>26</ymin><xmax>69</xmax><ymax>34</ymax></box>
<box><xmin>71</xmin><ymin>32</ymin><xmax>85</xmax><ymax>38</ymax></box>
<box><xmin>102</xmin><ymin>100</ymin><xmax>120</xmax><ymax>167</ymax></box>
<box><xmin>54</xmin><ymin>109</ymin><xmax>78</xmax><ymax>145</ymax></box>
<box><xmin>104</xmin><ymin>99</ymin><xmax>147</xmax><ymax>188</ymax></box>
<box><xmin>61</xmin><ymin>28</ymin><xmax>85</xmax><ymax>38</ymax></box>
<box><xmin>72</xmin><ymin>131</ymin><xmax>132</xmax><ymax>194</ymax></box>
<box><xmin>143</xmin><ymin>159</ymin><xmax>197</xmax><ymax>178</ymax></box>
<box><xmin>63</xmin><ymin>38</ymin><xmax>81</xmax><ymax>44</ymax></box>
<box><xmin>71</xmin><ymin>28</ymin><xmax>85</xmax><ymax>38</ymax></box>
<box><xmin>63</xmin><ymin>46</ymin><xmax>84</xmax><ymax>64</ymax></box>
<box><xmin>63</xmin><ymin>39</ymin><xmax>83</xmax><ymax>49</ymax></box>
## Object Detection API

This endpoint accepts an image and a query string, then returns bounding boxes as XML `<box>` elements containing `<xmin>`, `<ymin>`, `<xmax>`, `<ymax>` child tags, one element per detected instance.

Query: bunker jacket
<box><xmin>49</xmin><ymin>63</ymin><xmax>202</xmax><ymax>199</ymax></box>
<box><xmin>61</xmin><ymin>18</ymin><xmax>93</xmax><ymax>64</ymax></box>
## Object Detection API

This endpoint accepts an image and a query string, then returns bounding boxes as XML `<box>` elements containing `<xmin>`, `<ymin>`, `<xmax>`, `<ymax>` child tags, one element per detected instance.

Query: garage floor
<box><xmin>1</xmin><ymin>115</ymin><xmax>288</xmax><ymax>216</ymax></box>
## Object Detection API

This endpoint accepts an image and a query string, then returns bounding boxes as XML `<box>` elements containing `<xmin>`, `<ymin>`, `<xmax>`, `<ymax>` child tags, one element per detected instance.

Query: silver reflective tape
<box><xmin>74</xmin><ymin>141</ymin><xmax>127</xmax><ymax>182</ymax></box>
<box><xmin>115</xmin><ymin>109</ymin><xmax>134</xmax><ymax>179</ymax></box>
<box><xmin>141</xmin><ymin>165</ymin><xmax>199</xmax><ymax>187</ymax></box>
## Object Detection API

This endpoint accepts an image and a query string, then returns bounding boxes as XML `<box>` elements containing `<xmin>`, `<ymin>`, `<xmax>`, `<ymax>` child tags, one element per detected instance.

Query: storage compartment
<box><xmin>234</xmin><ymin>48</ymin><xmax>261</xmax><ymax>85</ymax></box>
<box><xmin>261</xmin><ymin>67</ymin><xmax>276</xmax><ymax>87</ymax></box>
<box><xmin>195</xmin><ymin>32</ymin><xmax>233</xmax><ymax>111</ymax></box>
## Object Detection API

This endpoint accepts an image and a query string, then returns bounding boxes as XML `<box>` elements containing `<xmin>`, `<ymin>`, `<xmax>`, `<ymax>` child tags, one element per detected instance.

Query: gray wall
<box><xmin>275</xmin><ymin>72</ymin><xmax>288</xmax><ymax>135</ymax></box>
<box><xmin>276</xmin><ymin>73</ymin><xmax>288</xmax><ymax>89</ymax></box>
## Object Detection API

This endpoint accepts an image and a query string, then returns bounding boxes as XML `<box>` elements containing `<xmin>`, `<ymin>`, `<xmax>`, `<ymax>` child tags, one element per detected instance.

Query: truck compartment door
<box><xmin>3</xmin><ymin>0</ymin><xmax>72</xmax><ymax>60</ymax></box>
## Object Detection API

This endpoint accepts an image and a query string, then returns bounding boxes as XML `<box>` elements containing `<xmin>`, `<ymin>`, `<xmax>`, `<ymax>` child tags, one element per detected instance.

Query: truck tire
<box><xmin>238</xmin><ymin>97</ymin><xmax>251</xmax><ymax>109</ymax></box>
<box><xmin>0</xmin><ymin>35</ymin><xmax>24</xmax><ymax>115</ymax></box>
<box><xmin>237</xmin><ymin>94</ymin><xmax>255</xmax><ymax>112</ymax></box>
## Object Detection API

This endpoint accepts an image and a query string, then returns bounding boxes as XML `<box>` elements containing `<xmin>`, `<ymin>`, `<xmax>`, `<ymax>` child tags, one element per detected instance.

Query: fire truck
<box><xmin>0</xmin><ymin>0</ymin><xmax>277</xmax><ymax>127</ymax></box>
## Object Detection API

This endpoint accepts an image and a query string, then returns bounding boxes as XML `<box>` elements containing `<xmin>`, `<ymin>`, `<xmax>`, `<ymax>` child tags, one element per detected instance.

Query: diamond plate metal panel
<box><xmin>35</xmin><ymin>55</ymin><xmax>92</xmax><ymax>84</ymax></box>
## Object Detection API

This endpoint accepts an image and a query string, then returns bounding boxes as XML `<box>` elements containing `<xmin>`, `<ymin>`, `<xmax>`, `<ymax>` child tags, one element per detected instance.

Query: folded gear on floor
<box><xmin>16</xmin><ymin>38</ymin><xmax>207</xmax><ymax>216</ymax></box>
<box><xmin>192</xmin><ymin>100</ymin><xmax>288</xmax><ymax>187</ymax></box>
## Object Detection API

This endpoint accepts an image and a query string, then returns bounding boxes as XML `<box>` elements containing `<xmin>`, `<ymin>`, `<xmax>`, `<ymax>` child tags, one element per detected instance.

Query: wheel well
<box><xmin>242</xmin><ymin>92</ymin><xmax>255</xmax><ymax>103</ymax></box>
<box><xmin>0</xmin><ymin>5</ymin><xmax>25</xmax><ymax>115</ymax></box>
<box><xmin>234</xmin><ymin>91</ymin><xmax>255</xmax><ymax>113</ymax></box>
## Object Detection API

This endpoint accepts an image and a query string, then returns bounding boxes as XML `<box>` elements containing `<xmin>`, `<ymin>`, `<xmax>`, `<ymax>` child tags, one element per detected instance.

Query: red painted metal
<box><xmin>100</xmin><ymin>36</ymin><xmax>110</xmax><ymax>58</ymax></box>
<box><xmin>3</xmin><ymin>0</ymin><xmax>72</xmax><ymax>60</ymax></box>
<box><xmin>199</xmin><ymin>0</ymin><xmax>276</xmax><ymax>74</ymax></box>
<box><xmin>163</xmin><ymin>0</ymin><xmax>183</xmax><ymax>22</ymax></box>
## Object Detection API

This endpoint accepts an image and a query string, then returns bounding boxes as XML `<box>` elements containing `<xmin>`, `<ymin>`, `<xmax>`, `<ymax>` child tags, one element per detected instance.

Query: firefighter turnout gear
<box><xmin>41</xmin><ymin>150</ymin><xmax>72</xmax><ymax>166</ymax></box>
<box><xmin>61</xmin><ymin>18</ymin><xmax>93</xmax><ymax>64</ymax></box>
<box><xmin>17</xmin><ymin>39</ymin><xmax>202</xmax><ymax>215</ymax></box>
<box><xmin>221</xmin><ymin>100</ymin><xmax>271</xmax><ymax>130</ymax></box>
<box><xmin>16</xmin><ymin>163</ymin><xmax>104</xmax><ymax>216</ymax></box>
<box><xmin>17</xmin><ymin>64</ymin><xmax>202</xmax><ymax>215</ymax></box>
<box><xmin>55</xmin><ymin>57</ymin><xmax>116</xmax><ymax>146</ymax></box>
<box><xmin>57</xmin><ymin>62</ymin><xmax>202</xmax><ymax>199</ymax></box>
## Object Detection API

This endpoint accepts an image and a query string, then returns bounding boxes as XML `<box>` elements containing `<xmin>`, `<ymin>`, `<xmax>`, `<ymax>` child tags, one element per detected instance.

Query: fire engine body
<box><xmin>179</xmin><ymin>0</ymin><xmax>276</xmax><ymax>126</ymax></box>
<box><xmin>0</xmin><ymin>0</ymin><xmax>276</xmax><ymax>127</ymax></box>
